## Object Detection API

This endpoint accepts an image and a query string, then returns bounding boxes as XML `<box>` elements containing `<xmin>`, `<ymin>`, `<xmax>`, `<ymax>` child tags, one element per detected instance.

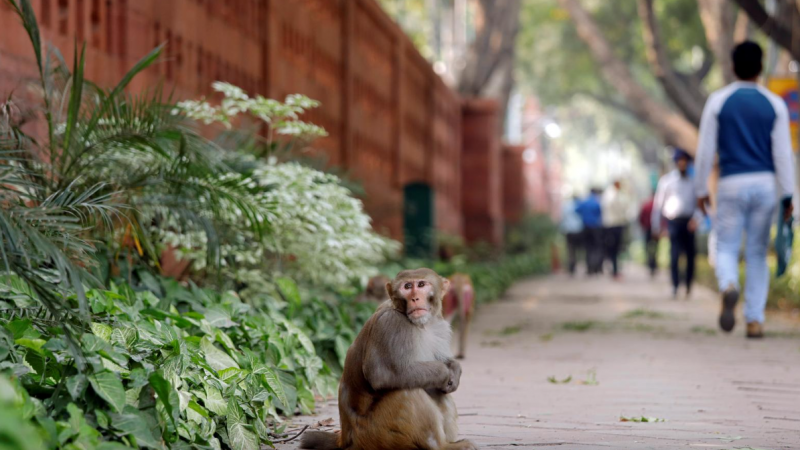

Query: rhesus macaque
<box><xmin>443</xmin><ymin>273</ymin><xmax>474</xmax><ymax>359</ymax></box>
<box><xmin>300</xmin><ymin>268</ymin><xmax>477</xmax><ymax>450</ymax></box>
<box><xmin>354</xmin><ymin>274</ymin><xmax>390</xmax><ymax>303</ymax></box>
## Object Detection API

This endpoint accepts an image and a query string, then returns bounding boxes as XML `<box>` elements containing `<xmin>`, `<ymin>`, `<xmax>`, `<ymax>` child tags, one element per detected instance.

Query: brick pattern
<box><xmin>0</xmin><ymin>0</ymin><xmax>463</xmax><ymax>241</ymax></box>
<box><xmin>461</xmin><ymin>99</ymin><xmax>503</xmax><ymax>246</ymax></box>
<box><xmin>502</xmin><ymin>144</ymin><xmax>526</xmax><ymax>226</ymax></box>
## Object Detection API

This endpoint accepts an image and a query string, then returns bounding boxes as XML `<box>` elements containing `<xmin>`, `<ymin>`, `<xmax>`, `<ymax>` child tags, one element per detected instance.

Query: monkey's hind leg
<box><xmin>455</xmin><ymin>286</ymin><xmax>474</xmax><ymax>360</ymax></box>
<box><xmin>353</xmin><ymin>389</ymin><xmax>451</xmax><ymax>450</ymax></box>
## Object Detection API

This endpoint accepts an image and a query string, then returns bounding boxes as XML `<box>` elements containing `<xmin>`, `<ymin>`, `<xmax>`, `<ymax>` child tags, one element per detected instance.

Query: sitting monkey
<box><xmin>300</xmin><ymin>268</ymin><xmax>477</xmax><ymax>450</ymax></box>
<box><xmin>443</xmin><ymin>273</ymin><xmax>475</xmax><ymax>359</ymax></box>
<box><xmin>354</xmin><ymin>274</ymin><xmax>390</xmax><ymax>303</ymax></box>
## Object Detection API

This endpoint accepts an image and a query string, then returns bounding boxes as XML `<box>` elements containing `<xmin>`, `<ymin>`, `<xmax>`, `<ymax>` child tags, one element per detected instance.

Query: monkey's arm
<box><xmin>362</xmin><ymin>312</ymin><xmax>450</xmax><ymax>391</ymax></box>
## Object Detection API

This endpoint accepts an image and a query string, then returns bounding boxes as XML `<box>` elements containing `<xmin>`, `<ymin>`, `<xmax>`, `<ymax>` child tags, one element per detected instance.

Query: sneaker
<box><xmin>719</xmin><ymin>286</ymin><xmax>739</xmax><ymax>332</ymax></box>
<box><xmin>746</xmin><ymin>322</ymin><xmax>764</xmax><ymax>339</ymax></box>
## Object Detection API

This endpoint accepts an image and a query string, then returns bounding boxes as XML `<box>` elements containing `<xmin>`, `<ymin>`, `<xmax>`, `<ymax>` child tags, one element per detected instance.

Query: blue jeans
<box><xmin>714</xmin><ymin>181</ymin><xmax>776</xmax><ymax>324</ymax></box>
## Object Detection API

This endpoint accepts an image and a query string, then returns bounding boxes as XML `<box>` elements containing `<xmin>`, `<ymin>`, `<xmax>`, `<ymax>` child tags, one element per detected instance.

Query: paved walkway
<box><xmin>279</xmin><ymin>265</ymin><xmax>800</xmax><ymax>449</ymax></box>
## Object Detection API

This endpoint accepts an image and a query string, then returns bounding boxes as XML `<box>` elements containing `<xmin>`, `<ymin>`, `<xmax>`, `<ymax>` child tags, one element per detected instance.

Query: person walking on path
<box><xmin>560</xmin><ymin>195</ymin><xmax>584</xmax><ymax>276</ymax></box>
<box><xmin>653</xmin><ymin>149</ymin><xmax>700</xmax><ymax>299</ymax></box>
<box><xmin>576</xmin><ymin>189</ymin><xmax>604</xmax><ymax>275</ymax></box>
<box><xmin>638</xmin><ymin>192</ymin><xmax>659</xmax><ymax>278</ymax></box>
<box><xmin>602</xmin><ymin>180</ymin><xmax>632</xmax><ymax>279</ymax></box>
<box><xmin>695</xmin><ymin>41</ymin><xmax>795</xmax><ymax>338</ymax></box>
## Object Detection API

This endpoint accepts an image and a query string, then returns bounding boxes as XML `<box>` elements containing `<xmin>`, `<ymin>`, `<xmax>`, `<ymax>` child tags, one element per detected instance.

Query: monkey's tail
<box><xmin>298</xmin><ymin>430</ymin><xmax>342</xmax><ymax>450</ymax></box>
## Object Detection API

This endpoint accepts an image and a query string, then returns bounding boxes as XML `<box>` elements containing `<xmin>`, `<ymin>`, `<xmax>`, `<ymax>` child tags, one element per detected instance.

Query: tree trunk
<box><xmin>733</xmin><ymin>0</ymin><xmax>800</xmax><ymax>60</ymax></box>
<box><xmin>697</xmin><ymin>0</ymin><xmax>736</xmax><ymax>85</ymax></box>
<box><xmin>638</xmin><ymin>0</ymin><xmax>706</xmax><ymax>126</ymax></box>
<box><xmin>559</xmin><ymin>0</ymin><xmax>699</xmax><ymax>151</ymax></box>
<box><xmin>458</xmin><ymin>0</ymin><xmax>521</xmax><ymax>108</ymax></box>
<box><xmin>733</xmin><ymin>6</ymin><xmax>752</xmax><ymax>43</ymax></box>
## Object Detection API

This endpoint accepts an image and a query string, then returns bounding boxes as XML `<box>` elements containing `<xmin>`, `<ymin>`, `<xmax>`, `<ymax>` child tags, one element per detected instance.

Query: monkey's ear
<box><xmin>385</xmin><ymin>282</ymin><xmax>394</xmax><ymax>298</ymax></box>
<box><xmin>441</xmin><ymin>277</ymin><xmax>451</xmax><ymax>294</ymax></box>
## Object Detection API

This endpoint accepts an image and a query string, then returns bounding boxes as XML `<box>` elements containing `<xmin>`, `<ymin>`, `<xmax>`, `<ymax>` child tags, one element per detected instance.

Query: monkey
<box><xmin>300</xmin><ymin>268</ymin><xmax>477</xmax><ymax>450</ymax></box>
<box><xmin>354</xmin><ymin>274</ymin><xmax>391</xmax><ymax>303</ymax></box>
<box><xmin>442</xmin><ymin>273</ymin><xmax>475</xmax><ymax>359</ymax></box>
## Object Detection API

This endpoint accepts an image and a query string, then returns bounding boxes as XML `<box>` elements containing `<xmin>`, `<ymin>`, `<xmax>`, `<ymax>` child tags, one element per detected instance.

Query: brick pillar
<box><xmin>503</xmin><ymin>144</ymin><xmax>526</xmax><ymax>226</ymax></box>
<box><xmin>461</xmin><ymin>98</ymin><xmax>503</xmax><ymax>247</ymax></box>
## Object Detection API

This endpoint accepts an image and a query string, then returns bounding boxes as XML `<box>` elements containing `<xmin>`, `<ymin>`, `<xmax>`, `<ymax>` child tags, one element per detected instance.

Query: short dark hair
<box><xmin>732</xmin><ymin>41</ymin><xmax>763</xmax><ymax>80</ymax></box>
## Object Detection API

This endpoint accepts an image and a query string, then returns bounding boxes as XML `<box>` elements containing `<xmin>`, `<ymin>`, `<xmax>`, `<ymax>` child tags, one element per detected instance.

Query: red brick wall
<box><xmin>0</xmin><ymin>0</ymin><xmax>462</xmax><ymax>241</ymax></box>
<box><xmin>461</xmin><ymin>99</ymin><xmax>503</xmax><ymax>247</ymax></box>
<box><xmin>502</xmin><ymin>144</ymin><xmax>525</xmax><ymax>226</ymax></box>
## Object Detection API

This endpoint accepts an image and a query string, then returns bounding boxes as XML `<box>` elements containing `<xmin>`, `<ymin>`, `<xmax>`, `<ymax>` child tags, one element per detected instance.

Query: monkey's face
<box><xmin>387</xmin><ymin>269</ymin><xmax>449</xmax><ymax>326</ymax></box>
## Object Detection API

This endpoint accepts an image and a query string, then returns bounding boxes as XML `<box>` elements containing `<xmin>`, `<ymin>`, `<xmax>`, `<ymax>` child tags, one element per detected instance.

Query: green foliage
<box><xmin>620</xmin><ymin>415</ymin><xmax>667</xmax><ymax>423</ymax></box>
<box><xmin>561</xmin><ymin>321</ymin><xmax>598</xmax><ymax>332</ymax></box>
<box><xmin>0</xmin><ymin>273</ymin><xmax>373</xmax><ymax>449</ymax></box>
<box><xmin>506</xmin><ymin>215</ymin><xmax>559</xmax><ymax>256</ymax></box>
<box><xmin>1</xmin><ymin>1</ymin><xmax>393</xmax><ymax>449</ymax></box>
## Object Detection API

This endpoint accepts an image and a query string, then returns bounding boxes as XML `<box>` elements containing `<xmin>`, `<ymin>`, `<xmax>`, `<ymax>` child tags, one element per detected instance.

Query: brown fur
<box><xmin>300</xmin><ymin>268</ymin><xmax>477</xmax><ymax>450</ymax></box>
<box><xmin>355</xmin><ymin>274</ymin><xmax>390</xmax><ymax>303</ymax></box>
<box><xmin>444</xmin><ymin>274</ymin><xmax>475</xmax><ymax>359</ymax></box>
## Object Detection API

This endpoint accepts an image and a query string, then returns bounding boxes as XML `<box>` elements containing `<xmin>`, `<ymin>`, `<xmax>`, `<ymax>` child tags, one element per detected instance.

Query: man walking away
<box><xmin>560</xmin><ymin>195</ymin><xmax>584</xmax><ymax>275</ymax></box>
<box><xmin>653</xmin><ymin>149</ymin><xmax>700</xmax><ymax>299</ymax></box>
<box><xmin>602</xmin><ymin>180</ymin><xmax>631</xmax><ymax>280</ymax></box>
<box><xmin>576</xmin><ymin>189</ymin><xmax>604</xmax><ymax>275</ymax></box>
<box><xmin>638</xmin><ymin>191</ymin><xmax>658</xmax><ymax>278</ymax></box>
<box><xmin>695</xmin><ymin>41</ymin><xmax>795</xmax><ymax>338</ymax></box>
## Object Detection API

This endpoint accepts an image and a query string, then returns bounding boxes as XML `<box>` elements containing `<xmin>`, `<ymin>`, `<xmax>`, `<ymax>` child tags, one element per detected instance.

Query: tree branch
<box><xmin>733</xmin><ymin>0</ymin><xmax>800</xmax><ymax>60</ymax></box>
<box><xmin>637</xmin><ymin>0</ymin><xmax>706</xmax><ymax>126</ymax></box>
<box><xmin>458</xmin><ymin>0</ymin><xmax>521</xmax><ymax>97</ymax></box>
<box><xmin>574</xmin><ymin>90</ymin><xmax>638</xmax><ymax>118</ymax></box>
<box><xmin>559</xmin><ymin>0</ymin><xmax>698</xmax><ymax>151</ymax></box>
<box><xmin>697</xmin><ymin>0</ymin><xmax>736</xmax><ymax>85</ymax></box>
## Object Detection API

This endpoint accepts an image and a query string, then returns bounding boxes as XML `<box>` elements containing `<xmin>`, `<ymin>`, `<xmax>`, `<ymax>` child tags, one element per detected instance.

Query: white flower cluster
<box><xmin>252</xmin><ymin>161</ymin><xmax>399</xmax><ymax>286</ymax></box>
<box><xmin>174</xmin><ymin>82</ymin><xmax>328</xmax><ymax>140</ymax></box>
<box><xmin>163</xmin><ymin>84</ymin><xmax>399</xmax><ymax>289</ymax></box>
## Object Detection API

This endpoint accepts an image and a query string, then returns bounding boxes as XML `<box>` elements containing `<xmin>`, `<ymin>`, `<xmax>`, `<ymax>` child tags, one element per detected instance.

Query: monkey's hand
<box><xmin>442</xmin><ymin>359</ymin><xmax>462</xmax><ymax>394</ymax></box>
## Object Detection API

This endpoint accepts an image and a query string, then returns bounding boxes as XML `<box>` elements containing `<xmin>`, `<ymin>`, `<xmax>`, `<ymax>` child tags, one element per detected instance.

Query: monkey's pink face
<box><xmin>399</xmin><ymin>279</ymin><xmax>435</xmax><ymax>323</ymax></box>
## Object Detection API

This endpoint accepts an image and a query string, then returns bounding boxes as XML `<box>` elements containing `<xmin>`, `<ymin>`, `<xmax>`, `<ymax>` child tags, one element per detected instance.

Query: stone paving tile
<box><xmin>278</xmin><ymin>265</ymin><xmax>800</xmax><ymax>449</ymax></box>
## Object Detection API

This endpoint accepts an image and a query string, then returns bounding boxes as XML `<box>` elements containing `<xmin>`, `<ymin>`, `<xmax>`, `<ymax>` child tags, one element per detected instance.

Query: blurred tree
<box><xmin>458</xmin><ymin>0</ymin><xmax>522</xmax><ymax>116</ymax></box>
<box><xmin>734</xmin><ymin>0</ymin><xmax>800</xmax><ymax>60</ymax></box>
<box><xmin>518</xmin><ymin>0</ymin><xmax>740</xmax><ymax>152</ymax></box>
<box><xmin>558</xmin><ymin>0</ymin><xmax>699</xmax><ymax>150</ymax></box>
<box><xmin>378</xmin><ymin>0</ymin><xmax>434</xmax><ymax>58</ymax></box>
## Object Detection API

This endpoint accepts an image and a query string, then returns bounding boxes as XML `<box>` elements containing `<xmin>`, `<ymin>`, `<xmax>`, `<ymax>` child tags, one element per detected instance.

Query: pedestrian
<box><xmin>560</xmin><ymin>195</ymin><xmax>584</xmax><ymax>276</ymax></box>
<box><xmin>652</xmin><ymin>149</ymin><xmax>700</xmax><ymax>299</ymax></box>
<box><xmin>576</xmin><ymin>189</ymin><xmax>604</xmax><ymax>275</ymax></box>
<box><xmin>638</xmin><ymin>191</ymin><xmax>658</xmax><ymax>278</ymax></box>
<box><xmin>601</xmin><ymin>180</ymin><xmax>631</xmax><ymax>280</ymax></box>
<box><xmin>695</xmin><ymin>41</ymin><xmax>795</xmax><ymax>338</ymax></box>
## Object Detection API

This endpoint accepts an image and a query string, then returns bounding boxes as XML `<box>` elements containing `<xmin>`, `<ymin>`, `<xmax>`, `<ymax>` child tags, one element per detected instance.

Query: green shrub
<box><xmin>0</xmin><ymin>273</ymin><xmax>373</xmax><ymax>449</ymax></box>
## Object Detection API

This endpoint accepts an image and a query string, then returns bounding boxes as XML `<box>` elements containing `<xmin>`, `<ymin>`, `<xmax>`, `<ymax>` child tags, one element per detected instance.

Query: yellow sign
<box><xmin>767</xmin><ymin>77</ymin><xmax>800</xmax><ymax>152</ymax></box>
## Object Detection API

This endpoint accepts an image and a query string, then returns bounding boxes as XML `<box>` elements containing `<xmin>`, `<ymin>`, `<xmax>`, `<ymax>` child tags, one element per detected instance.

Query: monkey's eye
<box><xmin>404</xmin><ymin>282</ymin><xmax>413</xmax><ymax>290</ymax></box>
<box><xmin>417</xmin><ymin>281</ymin><xmax>425</xmax><ymax>288</ymax></box>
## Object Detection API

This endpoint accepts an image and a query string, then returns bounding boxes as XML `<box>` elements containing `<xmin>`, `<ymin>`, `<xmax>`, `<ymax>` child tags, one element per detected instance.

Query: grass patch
<box><xmin>547</xmin><ymin>375</ymin><xmax>572</xmax><ymax>384</ymax></box>
<box><xmin>485</xmin><ymin>323</ymin><xmax>526</xmax><ymax>337</ymax></box>
<box><xmin>764</xmin><ymin>329</ymin><xmax>800</xmax><ymax>339</ymax></box>
<box><xmin>621</xmin><ymin>308</ymin><xmax>672</xmax><ymax>320</ymax></box>
<box><xmin>691</xmin><ymin>325</ymin><xmax>718</xmax><ymax>336</ymax></box>
<box><xmin>561</xmin><ymin>320</ymin><xmax>598</xmax><ymax>332</ymax></box>
<box><xmin>499</xmin><ymin>325</ymin><xmax>523</xmax><ymax>336</ymax></box>
<box><xmin>539</xmin><ymin>333</ymin><xmax>554</xmax><ymax>342</ymax></box>
<box><xmin>620</xmin><ymin>416</ymin><xmax>666</xmax><ymax>423</ymax></box>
